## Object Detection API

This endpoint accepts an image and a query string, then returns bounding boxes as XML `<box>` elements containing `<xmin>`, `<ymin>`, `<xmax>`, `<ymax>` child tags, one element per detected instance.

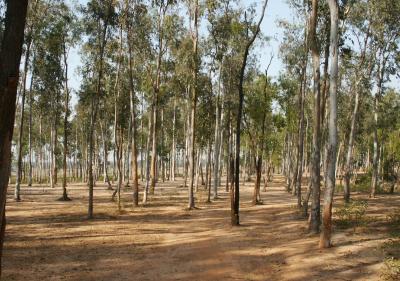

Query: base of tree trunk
<box><xmin>252</xmin><ymin>200</ymin><xmax>264</xmax><ymax>205</ymax></box>
<box><xmin>57</xmin><ymin>195</ymin><xmax>71</xmax><ymax>201</ymax></box>
<box><xmin>231</xmin><ymin>215</ymin><xmax>240</xmax><ymax>226</ymax></box>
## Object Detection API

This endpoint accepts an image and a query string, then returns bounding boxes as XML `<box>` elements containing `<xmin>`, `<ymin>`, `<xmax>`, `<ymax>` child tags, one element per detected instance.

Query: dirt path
<box><xmin>3</xmin><ymin>175</ymin><xmax>398</xmax><ymax>280</ymax></box>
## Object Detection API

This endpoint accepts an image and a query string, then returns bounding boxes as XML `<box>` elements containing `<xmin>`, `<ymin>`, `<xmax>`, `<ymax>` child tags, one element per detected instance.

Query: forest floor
<box><xmin>3</xmin><ymin>175</ymin><xmax>400</xmax><ymax>281</ymax></box>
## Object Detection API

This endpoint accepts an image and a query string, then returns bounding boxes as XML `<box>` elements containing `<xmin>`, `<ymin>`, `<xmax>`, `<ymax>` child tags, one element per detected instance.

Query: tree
<box><xmin>82</xmin><ymin>0</ymin><xmax>116</xmax><ymax>218</ymax></box>
<box><xmin>308</xmin><ymin>0</ymin><xmax>321</xmax><ymax>234</ymax></box>
<box><xmin>320</xmin><ymin>0</ymin><xmax>339</xmax><ymax>248</ymax></box>
<box><xmin>369</xmin><ymin>0</ymin><xmax>400</xmax><ymax>197</ymax></box>
<box><xmin>231</xmin><ymin>0</ymin><xmax>268</xmax><ymax>226</ymax></box>
<box><xmin>0</xmin><ymin>0</ymin><xmax>29</xmax><ymax>275</ymax></box>
<box><xmin>187</xmin><ymin>0</ymin><xmax>199</xmax><ymax>209</ymax></box>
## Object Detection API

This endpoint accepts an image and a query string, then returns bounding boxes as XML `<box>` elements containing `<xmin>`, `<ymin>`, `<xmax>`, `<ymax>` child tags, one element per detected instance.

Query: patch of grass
<box><xmin>386</xmin><ymin>209</ymin><xmax>400</xmax><ymax>237</ymax></box>
<box><xmin>380</xmin><ymin>236</ymin><xmax>400</xmax><ymax>280</ymax></box>
<box><xmin>387</xmin><ymin>209</ymin><xmax>400</xmax><ymax>226</ymax></box>
<box><xmin>335</xmin><ymin>174</ymin><xmax>371</xmax><ymax>193</ymax></box>
<box><xmin>334</xmin><ymin>199</ymin><xmax>368</xmax><ymax>228</ymax></box>
<box><xmin>381</xmin><ymin>257</ymin><xmax>400</xmax><ymax>281</ymax></box>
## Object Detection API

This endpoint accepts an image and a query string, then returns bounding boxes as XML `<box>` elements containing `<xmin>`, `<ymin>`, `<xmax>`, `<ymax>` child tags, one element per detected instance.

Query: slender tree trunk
<box><xmin>371</xmin><ymin>52</ymin><xmax>387</xmax><ymax>197</ymax></box>
<box><xmin>206</xmin><ymin>140</ymin><xmax>212</xmax><ymax>203</ymax></box>
<box><xmin>320</xmin><ymin>0</ymin><xmax>338</xmax><ymax>248</ymax></box>
<box><xmin>295</xmin><ymin>49</ymin><xmax>308</xmax><ymax>208</ymax></box>
<box><xmin>126</xmin><ymin>14</ymin><xmax>139</xmax><ymax>206</ymax></box>
<box><xmin>130</xmin><ymin>93</ymin><xmax>139</xmax><ymax>207</ymax></box>
<box><xmin>171</xmin><ymin>97</ymin><xmax>176</xmax><ymax>181</ymax></box>
<box><xmin>140</xmin><ymin>92</ymin><xmax>144</xmax><ymax>181</ymax></box>
<box><xmin>88</xmin><ymin>18</ymin><xmax>108</xmax><ymax>219</ymax></box>
<box><xmin>187</xmin><ymin>0</ymin><xmax>199</xmax><ymax>209</ymax></box>
<box><xmin>100</xmin><ymin>122</ymin><xmax>112</xmax><ymax>189</ymax></box>
<box><xmin>15</xmin><ymin>34</ymin><xmax>34</xmax><ymax>200</ymax></box>
<box><xmin>28</xmin><ymin>71</ymin><xmax>33</xmax><ymax>187</ymax></box>
<box><xmin>143</xmin><ymin>114</ymin><xmax>152</xmax><ymax>204</ymax></box>
<box><xmin>232</xmin><ymin>0</ymin><xmax>267</xmax><ymax>226</ymax></box>
<box><xmin>309</xmin><ymin>0</ymin><xmax>321</xmax><ymax>234</ymax></box>
<box><xmin>61</xmin><ymin>36</ymin><xmax>70</xmax><ymax>201</ymax></box>
<box><xmin>253</xmin><ymin>155</ymin><xmax>262</xmax><ymax>205</ymax></box>
<box><xmin>0</xmin><ymin>0</ymin><xmax>29</xmax><ymax>274</ymax></box>
<box><xmin>371</xmin><ymin>93</ymin><xmax>379</xmax><ymax>197</ymax></box>
<box><xmin>213</xmin><ymin>62</ymin><xmax>223</xmax><ymax>199</ymax></box>
<box><xmin>342</xmin><ymin>30</ymin><xmax>372</xmax><ymax>203</ymax></box>
<box><xmin>226</xmin><ymin>117</ymin><xmax>231</xmax><ymax>192</ymax></box>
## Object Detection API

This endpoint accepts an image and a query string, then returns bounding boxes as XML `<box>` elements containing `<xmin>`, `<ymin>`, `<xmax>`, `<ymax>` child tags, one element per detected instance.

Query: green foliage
<box><xmin>381</xmin><ymin>239</ymin><xmax>400</xmax><ymax>281</ymax></box>
<box><xmin>334</xmin><ymin>200</ymin><xmax>369</xmax><ymax>228</ymax></box>
<box><xmin>381</xmin><ymin>257</ymin><xmax>400</xmax><ymax>281</ymax></box>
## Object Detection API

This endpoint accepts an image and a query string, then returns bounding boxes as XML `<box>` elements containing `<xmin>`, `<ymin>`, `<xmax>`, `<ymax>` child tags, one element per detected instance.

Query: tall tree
<box><xmin>308</xmin><ymin>0</ymin><xmax>321</xmax><ymax>234</ymax></box>
<box><xmin>320</xmin><ymin>0</ymin><xmax>339</xmax><ymax>248</ymax></box>
<box><xmin>0</xmin><ymin>0</ymin><xmax>29</xmax><ymax>275</ymax></box>
<box><xmin>232</xmin><ymin>0</ymin><xmax>268</xmax><ymax>226</ymax></box>
<box><xmin>83</xmin><ymin>0</ymin><xmax>115</xmax><ymax>218</ymax></box>
<box><xmin>187</xmin><ymin>0</ymin><xmax>199</xmax><ymax>209</ymax></box>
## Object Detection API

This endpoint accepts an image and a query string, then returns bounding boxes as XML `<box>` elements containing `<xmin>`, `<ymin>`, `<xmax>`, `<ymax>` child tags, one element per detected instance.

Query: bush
<box><xmin>381</xmin><ymin>257</ymin><xmax>400</xmax><ymax>281</ymax></box>
<box><xmin>334</xmin><ymin>200</ymin><xmax>368</xmax><ymax>228</ymax></box>
<box><xmin>387</xmin><ymin>209</ymin><xmax>400</xmax><ymax>226</ymax></box>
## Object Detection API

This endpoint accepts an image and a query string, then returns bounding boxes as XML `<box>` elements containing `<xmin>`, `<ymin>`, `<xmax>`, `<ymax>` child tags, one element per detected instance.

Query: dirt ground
<box><xmin>2</xmin><ymin>175</ymin><xmax>399</xmax><ymax>281</ymax></box>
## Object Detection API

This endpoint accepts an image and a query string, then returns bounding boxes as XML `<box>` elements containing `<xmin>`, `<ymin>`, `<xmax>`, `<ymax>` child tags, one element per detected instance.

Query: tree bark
<box><xmin>232</xmin><ymin>0</ymin><xmax>268</xmax><ymax>225</ymax></box>
<box><xmin>187</xmin><ymin>0</ymin><xmax>199</xmax><ymax>209</ymax></box>
<box><xmin>320</xmin><ymin>0</ymin><xmax>339</xmax><ymax>248</ymax></box>
<box><xmin>126</xmin><ymin>10</ymin><xmax>139</xmax><ymax>206</ymax></box>
<box><xmin>14</xmin><ymin>36</ymin><xmax>32</xmax><ymax>201</ymax></box>
<box><xmin>0</xmin><ymin>0</ymin><xmax>29</xmax><ymax>275</ymax></box>
<box><xmin>171</xmin><ymin>97</ymin><xmax>176</xmax><ymax>181</ymax></box>
<box><xmin>88</xmin><ymin>12</ymin><xmax>109</xmax><ymax>219</ymax></box>
<box><xmin>213</xmin><ymin>62</ymin><xmax>223</xmax><ymax>199</ymax></box>
<box><xmin>309</xmin><ymin>0</ymin><xmax>321</xmax><ymax>234</ymax></box>
<box><xmin>371</xmin><ymin>94</ymin><xmax>379</xmax><ymax>198</ymax></box>
<box><xmin>60</xmin><ymin>34</ymin><xmax>71</xmax><ymax>201</ymax></box>
<box><xmin>343</xmin><ymin>28</ymin><xmax>371</xmax><ymax>203</ymax></box>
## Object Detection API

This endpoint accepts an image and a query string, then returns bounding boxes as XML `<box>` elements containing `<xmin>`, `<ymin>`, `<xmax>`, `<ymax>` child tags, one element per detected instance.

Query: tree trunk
<box><xmin>232</xmin><ymin>0</ymin><xmax>267</xmax><ymax>226</ymax></box>
<box><xmin>371</xmin><ymin>94</ymin><xmax>379</xmax><ymax>198</ymax></box>
<box><xmin>28</xmin><ymin>66</ymin><xmax>34</xmax><ymax>187</ymax></box>
<box><xmin>320</xmin><ymin>0</ymin><xmax>338</xmax><ymax>248</ymax></box>
<box><xmin>143</xmin><ymin>114</ymin><xmax>152</xmax><ymax>204</ymax></box>
<box><xmin>253</xmin><ymin>156</ymin><xmax>262</xmax><ymax>205</ymax></box>
<box><xmin>0</xmin><ymin>0</ymin><xmax>29</xmax><ymax>275</ymax></box>
<box><xmin>14</xmin><ymin>37</ymin><xmax>32</xmax><ymax>201</ymax></box>
<box><xmin>100</xmin><ymin>122</ymin><xmax>112</xmax><ymax>189</ymax></box>
<box><xmin>295</xmin><ymin>44</ymin><xmax>308</xmax><ymax>208</ymax></box>
<box><xmin>88</xmin><ymin>17</ymin><xmax>108</xmax><ymax>219</ymax></box>
<box><xmin>213</xmin><ymin>62</ymin><xmax>223</xmax><ymax>199</ymax></box>
<box><xmin>171</xmin><ymin>97</ymin><xmax>176</xmax><ymax>181</ymax></box>
<box><xmin>309</xmin><ymin>0</ymin><xmax>321</xmax><ymax>234</ymax></box>
<box><xmin>126</xmin><ymin>15</ymin><xmax>139</xmax><ymax>206</ymax></box>
<box><xmin>187</xmin><ymin>0</ymin><xmax>198</xmax><ymax>209</ymax></box>
<box><xmin>61</xmin><ymin>36</ymin><xmax>70</xmax><ymax>201</ymax></box>
<box><xmin>206</xmin><ymin>140</ymin><xmax>212</xmax><ymax>202</ymax></box>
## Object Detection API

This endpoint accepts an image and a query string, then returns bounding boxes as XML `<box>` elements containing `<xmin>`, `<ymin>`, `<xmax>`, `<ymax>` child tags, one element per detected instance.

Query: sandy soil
<box><xmin>2</xmin><ymin>175</ymin><xmax>399</xmax><ymax>281</ymax></box>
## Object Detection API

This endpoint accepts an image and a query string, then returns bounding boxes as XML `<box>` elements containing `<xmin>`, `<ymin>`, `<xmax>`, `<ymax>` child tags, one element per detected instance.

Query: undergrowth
<box><xmin>334</xmin><ymin>199</ymin><xmax>368</xmax><ymax>228</ymax></box>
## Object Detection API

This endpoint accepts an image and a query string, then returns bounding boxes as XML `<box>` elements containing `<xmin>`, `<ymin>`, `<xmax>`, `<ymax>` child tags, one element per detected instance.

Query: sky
<box><xmin>67</xmin><ymin>0</ymin><xmax>293</xmax><ymax>96</ymax></box>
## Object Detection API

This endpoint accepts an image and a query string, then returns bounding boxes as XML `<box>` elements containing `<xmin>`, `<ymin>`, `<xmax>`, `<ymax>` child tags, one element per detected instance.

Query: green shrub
<box><xmin>334</xmin><ymin>200</ymin><xmax>368</xmax><ymax>228</ymax></box>
<box><xmin>381</xmin><ymin>257</ymin><xmax>400</xmax><ymax>281</ymax></box>
<box><xmin>387</xmin><ymin>209</ymin><xmax>400</xmax><ymax>226</ymax></box>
